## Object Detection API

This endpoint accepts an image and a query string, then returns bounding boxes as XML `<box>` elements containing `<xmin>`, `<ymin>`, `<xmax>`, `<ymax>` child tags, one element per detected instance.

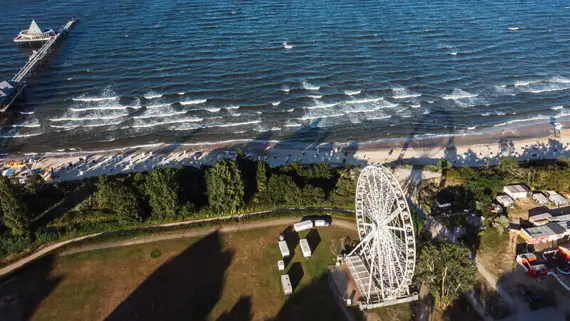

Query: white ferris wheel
<box><xmin>345</xmin><ymin>165</ymin><xmax>417</xmax><ymax>309</ymax></box>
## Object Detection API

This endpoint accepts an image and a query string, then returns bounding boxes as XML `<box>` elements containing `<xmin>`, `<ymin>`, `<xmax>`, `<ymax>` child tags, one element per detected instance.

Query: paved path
<box><xmin>61</xmin><ymin>218</ymin><xmax>357</xmax><ymax>256</ymax></box>
<box><xmin>0</xmin><ymin>210</ymin><xmax>357</xmax><ymax>277</ymax></box>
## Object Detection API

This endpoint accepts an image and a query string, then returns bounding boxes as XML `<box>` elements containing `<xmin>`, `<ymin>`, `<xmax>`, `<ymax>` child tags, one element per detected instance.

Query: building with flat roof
<box><xmin>496</xmin><ymin>195</ymin><xmax>514</xmax><ymax>208</ymax></box>
<box><xmin>520</xmin><ymin>222</ymin><xmax>570</xmax><ymax>244</ymax></box>
<box><xmin>546</xmin><ymin>191</ymin><xmax>568</xmax><ymax>206</ymax></box>
<box><xmin>533</xmin><ymin>193</ymin><xmax>549</xmax><ymax>205</ymax></box>
<box><xmin>504</xmin><ymin>184</ymin><xmax>531</xmax><ymax>199</ymax></box>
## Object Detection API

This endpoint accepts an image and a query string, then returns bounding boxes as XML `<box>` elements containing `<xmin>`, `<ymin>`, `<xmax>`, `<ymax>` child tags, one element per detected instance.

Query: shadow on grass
<box><xmin>306</xmin><ymin>229</ymin><xmax>321</xmax><ymax>253</ymax></box>
<box><xmin>216</xmin><ymin>296</ymin><xmax>253</xmax><ymax>321</ymax></box>
<box><xmin>270</xmin><ymin>273</ymin><xmax>365</xmax><ymax>321</ymax></box>
<box><xmin>0</xmin><ymin>254</ymin><xmax>63</xmax><ymax>321</ymax></box>
<box><xmin>105</xmin><ymin>230</ymin><xmax>233</xmax><ymax>321</ymax></box>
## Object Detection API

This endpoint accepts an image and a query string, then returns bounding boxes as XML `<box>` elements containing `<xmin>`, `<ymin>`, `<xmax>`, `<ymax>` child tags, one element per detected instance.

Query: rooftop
<box><xmin>504</xmin><ymin>184</ymin><xmax>530</xmax><ymax>194</ymax></box>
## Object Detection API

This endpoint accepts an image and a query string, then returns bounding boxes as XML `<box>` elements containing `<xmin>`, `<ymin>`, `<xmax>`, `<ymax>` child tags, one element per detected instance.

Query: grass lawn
<box><xmin>0</xmin><ymin>224</ymin><xmax>377</xmax><ymax>321</ymax></box>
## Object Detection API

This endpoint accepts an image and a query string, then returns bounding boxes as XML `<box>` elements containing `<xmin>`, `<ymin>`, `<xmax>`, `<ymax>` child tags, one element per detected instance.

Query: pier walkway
<box><xmin>0</xmin><ymin>17</ymin><xmax>78</xmax><ymax>111</ymax></box>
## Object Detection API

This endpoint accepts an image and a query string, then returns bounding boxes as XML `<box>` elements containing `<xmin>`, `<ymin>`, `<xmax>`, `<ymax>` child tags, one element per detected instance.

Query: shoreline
<box><xmin>1</xmin><ymin>117</ymin><xmax>568</xmax><ymax>182</ymax></box>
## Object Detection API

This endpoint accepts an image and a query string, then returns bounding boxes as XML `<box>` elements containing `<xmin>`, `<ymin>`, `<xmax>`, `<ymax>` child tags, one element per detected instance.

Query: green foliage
<box><xmin>305</xmin><ymin>161</ymin><xmax>334</xmax><ymax>179</ymax></box>
<box><xmin>437</xmin><ymin>160</ymin><xmax>452</xmax><ymax>170</ymax></box>
<box><xmin>205</xmin><ymin>159</ymin><xmax>244</xmax><ymax>214</ymax></box>
<box><xmin>0</xmin><ymin>176</ymin><xmax>31</xmax><ymax>235</ymax></box>
<box><xmin>300</xmin><ymin>185</ymin><xmax>326</xmax><ymax>206</ymax></box>
<box><xmin>492</xmin><ymin>215</ymin><xmax>509</xmax><ymax>235</ymax></box>
<box><xmin>416</xmin><ymin>242</ymin><xmax>478</xmax><ymax>308</ymax></box>
<box><xmin>139</xmin><ymin>168</ymin><xmax>184</xmax><ymax>219</ymax></box>
<box><xmin>96</xmin><ymin>176</ymin><xmax>142</xmax><ymax>223</ymax></box>
<box><xmin>150</xmin><ymin>249</ymin><xmax>161</xmax><ymax>258</ymax></box>
<box><xmin>264</xmin><ymin>174</ymin><xmax>302</xmax><ymax>206</ymax></box>
<box><xmin>255</xmin><ymin>160</ymin><xmax>267</xmax><ymax>195</ymax></box>
<box><xmin>411</xmin><ymin>208</ymin><xmax>425</xmax><ymax>234</ymax></box>
<box><xmin>329</xmin><ymin>168</ymin><xmax>358</xmax><ymax>206</ymax></box>
<box><xmin>498</xmin><ymin>157</ymin><xmax>519</xmax><ymax>175</ymax></box>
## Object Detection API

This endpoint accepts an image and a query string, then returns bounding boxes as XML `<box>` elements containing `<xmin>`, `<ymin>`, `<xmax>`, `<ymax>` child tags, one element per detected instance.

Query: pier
<box><xmin>0</xmin><ymin>17</ymin><xmax>79</xmax><ymax>112</ymax></box>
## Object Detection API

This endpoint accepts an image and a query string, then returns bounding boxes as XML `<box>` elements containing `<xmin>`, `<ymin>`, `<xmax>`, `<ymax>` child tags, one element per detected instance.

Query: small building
<box><xmin>533</xmin><ymin>193</ymin><xmax>549</xmax><ymax>205</ymax></box>
<box><xmin>294</xmin><ymin>220</ymin><xmax>313</xmax><ymax>232</ymax></box>
<box><xmin>520</xmin><ymin>221</ymin><xmax>570</xmax><ymax>244</ymax></box>
<box><xmin>278</xmin><ymin>241</ymin><xmax>290</xmax><ymax>258</ymax></box>
<box><xmin>281</xmin><ymin>274</ymin><xmax>293</xmax><ymax>295</ymax></box>
<box><xmin>529</xmin><ymin>213</ymin><xmax>553</xmax><ymax>226</ymax></box>
<box><xmin>546</xmin><ymin>191</ymin><xmax>568</xmax><ymax>206</ymax></box>
<box><xmin>300</xmin><ymin>239</ymin><xmax>312</xmax><ymax>258</ymax></box>
<box><xmin>503</xmin><ymin>184</ymin><xmax>531</xmax><ymax>199</ymax></box>
<box><xmin>277</xmin><ymin>260</ymin><xmax>285</xmax><ymax>271</ymax></box>
<box><xmin>315</xmin><ymin>219</ymin><xmax>329</xmax><ymax>227</ymax></box>
<box><xmin>496</xmin><ymin>194</ymin><xmax>514</xmax><ymax>208</ymax></box>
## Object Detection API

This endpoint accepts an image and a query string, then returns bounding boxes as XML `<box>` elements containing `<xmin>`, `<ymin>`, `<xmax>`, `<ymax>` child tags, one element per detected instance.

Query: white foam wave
<box><xmin>303</xmin><ymin>103</ymin><xmax>338</xmax><ymax>110</ymax></box>
<box><xmin>205</xmin><ymin>108</ymin><xmax>221</xmax><ymax>113</ymax></box>
<box><xmin>493</xmin><ymin>115</ymin><xmax>550</xmax><ymax>127</ymax></box>
<box><xmin>302</xmin><ymin>81</ymin><xmax>320</xmax><ymax>91</ymax></box>
<box><xmin>442</xmin><ymin>89</ymin><xmax>478</xmax><ymax>100</ymax></box>
<box><xmin>308</xmin><ymin>95</ymin><xmax>323</xmax><ymax>99</ymax></box>
<box><xmin>281</xmin><ymin>86</ymin><xmax>290</xmax><ymax>93</ymax></box>
<box><xmin>50</xmin><ymin>121</ymin><xmax>124</xmax><ymax>129</ymax></box>
<box><xmin>7</xmin><ymin>122</ymin><xmax>41</xmax><ymax>128</ymax></box>
<box><xmin>0</xmin><ymin>132</ymin><xmax>43</xmax><ymax>138</ymax></box>
<box><xmin>284</xmin><ymin>123</ymin><xmax>302</xmax><ymax>127</ymax></box>
<box><xmin>344</xmin><ymin>90</ymin><xmax>361</xmax><ymax>96</ymax></box>
<box><xmin>508</xmin><ymin>27</ymin><xmax>519</xmax><ymax>31</ymax></box>
<box><xmin>423</xmin><ymin>109</ymin><xmax>431</xmax><ymax>115</ymax></box>
<box><xmin>69</xmin><ymin>105</ymin><xmax>141</xmax><ymax>112</ymax></box>
<box><xmin>283</xmin><ymin>41</ymin><xmax>294</xmax><ymax>49</ymax></box>
<box><xmin>210</xmin><ymin>120</ymin><xmax>261</xmax><ymax>128</ymax></box>
<box><xmin>551</xmin><ymin>106</ymin><xmax>564</xmax><ymax>110</ymax></box>
<box><xmin>367</xmin><ymin>115</ymin><xmax>390</xmax><ymax>120</ymax></box>
<box><xmin>298</xmin><ymin>113</ymin><xmax>344</xmax><ymax>121</ymax></box>
<box><xmin>132</xmin><ymin>111</ymin><xmax>187</xmax><ymax>119</ymax></box>
<box><xmin>130</xmin><ymin>118</ymin><xmax>203</xmax><ymax>129</ymax></box>
<box><xmin>145</xmin><ymin>103</ymin><xmax>172</xmax><ymax>109</ymax></box>
<box><xmin>349</xmin><ymin>97</ymin><xmax>386</xmax><ymax>104</ymax></box>
<box><xmin>144</xmin><ymin>91</ymin><xmax>163</xmax><ymax>99</ymax></box>
<box><xmin>392</xmin><ymin>88</ymin><xmax>421</xmax><ymax>99</ymax></box>
<box><xmin>177</xmin><ymin>92</ymin><xmax>185</xmax><ymax>95</ymax></box>
<box><xmin>20</xmin><ymin>111</ymin><xmax>34</xmax><ymax>115</ymax></box>
<box><xmin>514</xmin><ymin>80</ymin><xmax>540</xmax><ymax>87</ymax></box>
<box><xmin>449</xmin><ymin>52</ymin><xmax>458</xmax><ymax>56</ymax></box>
<box><xmin>481</xmin><ymin>113</ymin><xmax>490</xmax><ymax>116</ymax></box>
<box><xmin>224</xmin><ymin>106</ymin><xmax>240</xmax><ymax>110</ymax></box>
<box><xmin>50</xmin><ymin>114</ymin><xmax>128</xmax><ymax>122</ymax></box>
<box><xmin>72</xmin><ymin>96</ymin><xmax>118</xmax><ymax>102</ymax></box>
<box><xmin>271</xmin><ymin>101</ymin><xmax>281</xmax><ymax>106</ymax></box>
<box><xmin>180</xmin><ymin>99</ymin><xmax>207</xmax><ymax>105</ymax></box>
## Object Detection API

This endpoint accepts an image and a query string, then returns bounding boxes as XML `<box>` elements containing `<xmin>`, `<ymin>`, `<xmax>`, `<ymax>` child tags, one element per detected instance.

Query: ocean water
<box><xmin>1</xmin><ymin>0</ymin><xmax>570</xmax><ymax>152</ymax></box>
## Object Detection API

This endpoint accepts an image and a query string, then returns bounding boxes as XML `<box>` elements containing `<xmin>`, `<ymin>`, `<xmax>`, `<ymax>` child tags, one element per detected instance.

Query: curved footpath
<box><xmin>0</xmin><ymin>208</ymin><xmax>355</xmax><ymax>278</ymax></box>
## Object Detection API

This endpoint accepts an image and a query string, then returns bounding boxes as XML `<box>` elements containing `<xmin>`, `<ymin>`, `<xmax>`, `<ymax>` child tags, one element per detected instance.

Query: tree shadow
<box><xmin>105</xmin><ymin>230</ymin><xmax>233</xmax><ymax>321</ymax></box>
<box><xmin>0</xmin><ymin>254</ymin><xmax>63</xmax><ymax>321</ymax></box>
<box><xmin>216</xmin><ymin>296</ymin><xmax>253</xmax><ymax>321</ymax></box>
<box><xmin>306</xmin><ymin>229</ymin><xmax>321</xmax><ymax>253</ymax></box>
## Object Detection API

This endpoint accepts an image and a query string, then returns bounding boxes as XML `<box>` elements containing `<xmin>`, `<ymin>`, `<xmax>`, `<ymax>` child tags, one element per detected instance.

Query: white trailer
<box><xmin>315</xmin><ymin>219</ymin><xmax>329</xmax><ymax>227</ymax></box>
<box><xmin>278</xmin><ymin>241</ymin><xmax>290</xmax><ymax>258</ymax></box>
<box><xmin>300</xmin><ymin>238</ymin><xmax>312</xmax><ymax>258</ymax></box>
<box><xmin>294</xmin><ymin>220</ymin><xmax>313</xmax><ymax>232</ymax></box>
<box><xmin>277</xmin><ymin>260</ymin><xmax>285</xmax><ymax>271</ymax></box>
<box><xmin>281</xmin><ymin>274</ymin><xmax>293</xmax><ymax>295</ymax></box>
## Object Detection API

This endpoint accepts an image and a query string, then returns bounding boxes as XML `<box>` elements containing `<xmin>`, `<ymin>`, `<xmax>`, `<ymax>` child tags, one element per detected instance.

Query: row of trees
<box><xmin>0</xmin><ymin>151</ymin><xmax>359</xmax><ymax>236</ymax></box>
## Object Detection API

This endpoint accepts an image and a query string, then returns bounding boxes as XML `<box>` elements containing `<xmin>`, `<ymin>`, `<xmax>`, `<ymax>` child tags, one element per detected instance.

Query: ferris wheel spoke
<box><xmin>386</xmin><ymin>226</ymin><xmax>406</xmax><ymax>232</ymax></box>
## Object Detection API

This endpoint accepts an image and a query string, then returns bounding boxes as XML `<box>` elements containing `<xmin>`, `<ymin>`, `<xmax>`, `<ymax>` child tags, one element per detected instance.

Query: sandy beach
<box><xmin>1</xmin><ymin>118</ymin><xmax>569</xmax><ymax>183</ymax></box>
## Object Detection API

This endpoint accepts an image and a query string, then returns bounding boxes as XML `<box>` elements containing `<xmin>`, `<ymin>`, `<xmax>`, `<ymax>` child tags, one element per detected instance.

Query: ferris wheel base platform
<box><xmin>358</xmin><ymin>293</ymin><xmax>419</xmax><ymax>310</ymax></box>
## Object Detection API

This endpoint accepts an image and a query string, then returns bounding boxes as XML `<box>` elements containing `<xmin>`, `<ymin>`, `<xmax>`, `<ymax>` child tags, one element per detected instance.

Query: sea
<box><xmin>1</xmin><ymin>0</ymin><xmax>570</xmax><ymax>153</ymax></box>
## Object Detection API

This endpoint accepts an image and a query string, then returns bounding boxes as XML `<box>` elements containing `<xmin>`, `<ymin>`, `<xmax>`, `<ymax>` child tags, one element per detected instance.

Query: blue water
<box><xmin>1</xmin><ymin>0</ymin><xmax>570</xmax><ymax>152</ymax></box>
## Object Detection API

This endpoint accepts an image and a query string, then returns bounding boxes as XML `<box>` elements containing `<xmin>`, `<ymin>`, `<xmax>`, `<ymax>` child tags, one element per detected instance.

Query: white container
<box><xmin>277</xmin><ymin>260</ymin><xmax>285</xmax><ymax>271</ymax></box>
<box><xmin>300</xmin><ymin>239</ymin><xmax>312</xmax><ymax>258</ymax></box>
<box><xmin>294</xmin><ymin>220</ymin><xmax>313</xmax><ymax>232</ymax></box>
<box><xmin>315</xmin><ymin>219</ymin><xmax>329</xmax><ymax>227</ymax></box>
<box><xmin>281</xmin><ymin>274</ymin><xmax>293</xmax><ymax>295</ymax></box>
<box><xmin>278</xmin><ymin>240</ymin><xmax>290</xmax><ymax>258</ymax></box>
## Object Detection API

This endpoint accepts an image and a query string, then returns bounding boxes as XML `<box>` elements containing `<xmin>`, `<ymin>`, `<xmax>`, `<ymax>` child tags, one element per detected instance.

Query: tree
<box><xmin>205</xmin><ymin>159</ymin><xmax>244</xmax><ymax>214</ymax></box>
<box><xmin>498</xmin><ymin>157</ymin><xmax>519</xmax><ymax>176</ymax></box>
<box><xmin>264</xmin><ymin>174</ymin><xmax>301</xmax><ymax>206</ymax></box>
<box><xmin>300</xmin><ymin>185</ymin><xmax>326</xmax><ymax>206</ymax></box>
<box><xmin>253</xmin><ymin>161</ymin><xmax>268</xmax><ymax>205</ymax></box>
<box><xmin>329</xmin><ymin>168</ymin><xmax>358</xmax><ymax>206</ymax></box>
<box><xmin>0</xmin><ymin>177</ymin><xmax>31</xmax><ymax>235</ymax></box>
<box><xmin>492</xmin><ymin>215</ymin><xmax>509</xmax><ymax>235</ymax></box>
<box><xmin>96</xmin><ymin>176</ymin><xmax>143</xmax><ymax>223</ymax></box>
<box><xmin>416</xmin><ymin>243</ymin><xmax>477</xmax><ymax>308</ymax></box>
<box><xmin>142</xmin><ymin>169</ymin><xmax>183</xmax><ymax>220</ymax></box>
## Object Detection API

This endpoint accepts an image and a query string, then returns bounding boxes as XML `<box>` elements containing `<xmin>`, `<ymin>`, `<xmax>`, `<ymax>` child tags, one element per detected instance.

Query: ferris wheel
<box><xmin>345</xmin><ymin>165</ymin><xmax>416</xmax><ymax>309</ymax></box>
